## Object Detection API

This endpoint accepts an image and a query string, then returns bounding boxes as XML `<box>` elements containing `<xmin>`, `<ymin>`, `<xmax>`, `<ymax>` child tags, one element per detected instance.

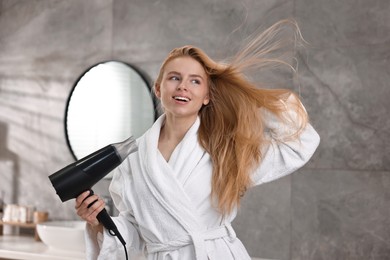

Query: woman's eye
<box><xmin>169</xmin><ymin>76</ymin><xmax>180</xmax><ymax>81</ymax></box>
<box><xmin>191</xmin><ymin>79</ymin><xmax>201</xmax><ymax>84</ymax></box>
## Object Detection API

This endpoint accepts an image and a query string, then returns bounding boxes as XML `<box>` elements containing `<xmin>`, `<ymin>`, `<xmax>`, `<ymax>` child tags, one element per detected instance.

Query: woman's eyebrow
<box><xmin>166</xmin><ymin>71</ymin><xmax>181</xmax><ymax>75</ymax></box>
<box><xmin>166</xmin><ymin>71</ymin><xmax>204</xmax><ymax>80</ymax></box>
<box><xmin>189</xmin><ymin>74</ymin><xmax>204</xmax><ymax>79</ymax></box>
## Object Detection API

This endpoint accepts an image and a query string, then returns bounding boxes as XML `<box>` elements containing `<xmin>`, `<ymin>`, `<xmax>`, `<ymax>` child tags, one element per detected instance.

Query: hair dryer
<box><xmin>48</xmin><ymin>136</ymin><xmax>138</xmax><ymax>249</ymax></box>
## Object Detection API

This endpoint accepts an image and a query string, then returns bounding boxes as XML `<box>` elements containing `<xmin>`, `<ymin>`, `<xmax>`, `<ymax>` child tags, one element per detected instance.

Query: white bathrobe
<box><xmin>85</xmin><ymin>103</ymin><xmax>320</xmax><ymax>260</ymax></box>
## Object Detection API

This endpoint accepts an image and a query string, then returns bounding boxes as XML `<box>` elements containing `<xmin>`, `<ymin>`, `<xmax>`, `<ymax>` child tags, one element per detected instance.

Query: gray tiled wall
<box><xmin>0</xmin><ymin>0</ymin><xmax>389</xmax><ymax>259</ymax></box>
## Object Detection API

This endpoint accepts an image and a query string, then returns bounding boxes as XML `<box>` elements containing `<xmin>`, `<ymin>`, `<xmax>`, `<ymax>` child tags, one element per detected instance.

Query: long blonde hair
<box><xmin>154</xmin><ymin>19</ymin><xmax>308</xmax><ymax>215</ymax></box>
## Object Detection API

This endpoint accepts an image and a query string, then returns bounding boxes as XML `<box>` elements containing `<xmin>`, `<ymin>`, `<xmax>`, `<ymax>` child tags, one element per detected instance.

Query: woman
<box><xmin>76</xmin><ymin>20</ymin><xmax>320</xmax><ymax>260</ymax></box>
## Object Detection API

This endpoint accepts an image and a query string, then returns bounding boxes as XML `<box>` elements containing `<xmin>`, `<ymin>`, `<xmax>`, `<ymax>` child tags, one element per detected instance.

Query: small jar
<box><xmin>33</xmin><ymin>211</ymin><xmax>49</xmax><ymax>223</ymax></box>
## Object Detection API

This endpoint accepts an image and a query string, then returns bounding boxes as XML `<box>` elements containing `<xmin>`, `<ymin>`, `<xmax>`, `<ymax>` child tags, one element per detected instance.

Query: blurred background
<box><xmin>0</xmin><ymin>0</ymin><xmax>389</xmax><ymax>259</ymax></box>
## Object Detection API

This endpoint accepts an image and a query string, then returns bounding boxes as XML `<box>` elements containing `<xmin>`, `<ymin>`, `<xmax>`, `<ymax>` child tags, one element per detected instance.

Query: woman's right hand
<box><xmin>75</xmin><ymin>190</ymin><xmax>106</xmax><ymax>228</ymax></box>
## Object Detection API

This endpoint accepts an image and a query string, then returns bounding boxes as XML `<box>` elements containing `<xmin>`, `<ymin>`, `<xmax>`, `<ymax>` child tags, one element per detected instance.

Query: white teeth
<box><xmin>174</xmin><ymin>96</ymin><xmax>190</xmax><ymax>102</ymax></box>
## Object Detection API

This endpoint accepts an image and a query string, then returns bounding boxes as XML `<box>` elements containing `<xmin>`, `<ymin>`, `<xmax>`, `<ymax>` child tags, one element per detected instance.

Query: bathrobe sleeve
<box><xmin>84</xmin><ymin>167</ymin><xmax>146</xmax><ymax>260</ymax></box>
<box><xmin>251</xmin><ymin>95</ymin><xmax>320</xmax><ymax>185</ymax></box>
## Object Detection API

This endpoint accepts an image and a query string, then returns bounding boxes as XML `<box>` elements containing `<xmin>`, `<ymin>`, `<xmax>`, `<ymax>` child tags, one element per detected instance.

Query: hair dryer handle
<box><xmin>96</xmin><ymin>208</ymin><xmax>115</xmax><ymax>229</ymax></box>
<box><xmin>86</xmin><ymin>190</ymin><xmax>126</xmax><ymax>246</ymax></box>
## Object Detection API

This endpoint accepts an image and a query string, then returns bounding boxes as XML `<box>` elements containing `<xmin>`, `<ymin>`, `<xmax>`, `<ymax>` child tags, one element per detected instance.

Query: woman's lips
<box><xmin>173</xmin><ymin>96</ymin><xmax>190</xmax><ymax>102</ymax></box>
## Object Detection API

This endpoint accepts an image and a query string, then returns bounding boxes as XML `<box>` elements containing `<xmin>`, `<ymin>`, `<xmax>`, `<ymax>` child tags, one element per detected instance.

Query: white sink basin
<box><xmin>36</xmin><ymin>220</ymin><xmax>86</xmax><ymax>252</ymax></box>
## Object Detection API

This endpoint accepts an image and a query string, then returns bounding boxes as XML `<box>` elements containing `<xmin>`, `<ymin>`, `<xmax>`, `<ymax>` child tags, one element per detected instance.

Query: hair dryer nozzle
<box><xmin>112</xmin><ymin>135</ymin><xmax>138</xmax><ymax>161</ymax></box>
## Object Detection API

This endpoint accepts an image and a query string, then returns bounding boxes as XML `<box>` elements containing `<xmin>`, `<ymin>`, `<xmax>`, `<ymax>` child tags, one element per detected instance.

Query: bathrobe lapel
<box><xmin>137</xmin><ymin>115</ymin><xmax>211</xmax><ymax>259</ymax></box>
<box><xmin>139</xmin><ymin>115</ymin><xmax>205</xmax><ymax>231</ymax></box>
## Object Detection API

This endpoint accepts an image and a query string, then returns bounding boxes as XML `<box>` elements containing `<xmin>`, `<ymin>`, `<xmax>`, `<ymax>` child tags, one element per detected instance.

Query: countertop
<box><xmin>0</xmin><ymin>235</ymin><xmax>85</xmax><ymax>260</ymax></box>
<box><xmin>0</xmin><ymin>235</ymin><xmax>271</xmax><ymax>260</ymax></box>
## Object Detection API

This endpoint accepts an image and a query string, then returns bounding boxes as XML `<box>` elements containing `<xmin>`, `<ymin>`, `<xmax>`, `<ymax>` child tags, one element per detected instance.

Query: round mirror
<box><xmin>65</xmin><ymin>61</ymin><xmax>156</xmax><ymax>160</ymax></box>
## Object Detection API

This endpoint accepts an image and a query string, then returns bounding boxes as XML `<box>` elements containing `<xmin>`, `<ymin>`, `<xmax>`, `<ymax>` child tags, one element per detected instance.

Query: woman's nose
<box><xmin>177</xmin><ymin>82</ymin><xmax>187</xmax><ymax>90</ymax></box>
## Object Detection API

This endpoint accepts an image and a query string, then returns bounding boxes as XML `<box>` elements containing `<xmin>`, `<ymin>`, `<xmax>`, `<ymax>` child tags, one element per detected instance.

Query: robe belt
<box><xmin>146</xmin><ymin>224</ymin><xmax>237</xmax><ymax>260</ymax></box>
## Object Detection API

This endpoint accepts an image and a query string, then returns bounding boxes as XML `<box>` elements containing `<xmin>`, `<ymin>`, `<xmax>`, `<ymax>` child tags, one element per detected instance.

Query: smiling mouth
<box><xmin>173</xmin><ymin>96</ymin><xmax>190</xmax><ymax>102</ymax></box>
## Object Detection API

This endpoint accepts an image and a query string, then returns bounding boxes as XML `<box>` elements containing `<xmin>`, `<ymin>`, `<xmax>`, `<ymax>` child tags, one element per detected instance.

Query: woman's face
<box><xmin>155</xmin><ymin>56</ymin><xmax>210</xmax><ymax>120</ymax></box>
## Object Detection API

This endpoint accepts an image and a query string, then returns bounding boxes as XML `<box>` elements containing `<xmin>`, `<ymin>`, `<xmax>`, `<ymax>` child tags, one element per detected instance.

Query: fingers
<box><xmin>75</xmin><ymin>191</ymin><xmax>106</xmax><ymax>226</ymax></box>
<box><xmin>75</xmin><ymin>190</ymin><xmax>91</xmax><ymax>208</ymax></box>
<box><xmin>81</xmin><ymin>199</ymin><xmax>105</xmax><ymax>226</ymax></box>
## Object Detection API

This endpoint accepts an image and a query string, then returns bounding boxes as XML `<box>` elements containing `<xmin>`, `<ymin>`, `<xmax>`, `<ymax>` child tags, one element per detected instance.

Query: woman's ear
<box><xmin>203</xmin><ymin>93</ymin><xmax>210</xmax><ymax>105</ymax></box>
<box><xmin>154</xmin><ymin>83</ymin><xmax>161</xmax><ymax>98</ymax></box>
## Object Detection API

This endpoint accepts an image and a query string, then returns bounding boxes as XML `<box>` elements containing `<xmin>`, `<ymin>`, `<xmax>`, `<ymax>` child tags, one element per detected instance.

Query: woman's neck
<box><xmin>163</xmin><ymin>114</ymin><xmax>197</xmax><ymax>139</ymax></box>
<box><xmin>158</xmin><ymin>114</ymin><xmax>197</xmax><ymax>161</ymax></box>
